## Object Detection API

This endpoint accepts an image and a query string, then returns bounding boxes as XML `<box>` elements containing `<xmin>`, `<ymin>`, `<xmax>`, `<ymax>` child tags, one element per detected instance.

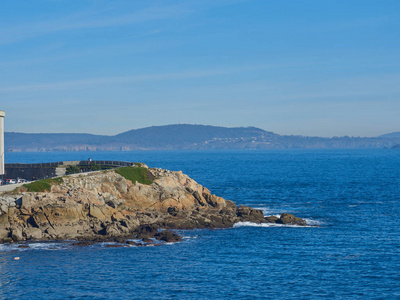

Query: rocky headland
<box><xmin>0</xmin><ymin>164</ymin><xmax>308</xmax><ymax>245</ymax></box>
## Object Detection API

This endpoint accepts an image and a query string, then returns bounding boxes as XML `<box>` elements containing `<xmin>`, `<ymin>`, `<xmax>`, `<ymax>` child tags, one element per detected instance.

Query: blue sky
<box><xmin>0</xmin><ymin>0</ymin><xmax>399</xmax><ymax>137</ymax></box>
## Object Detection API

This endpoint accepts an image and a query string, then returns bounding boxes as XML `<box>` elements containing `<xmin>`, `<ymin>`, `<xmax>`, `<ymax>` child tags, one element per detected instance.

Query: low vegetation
<box><xmin>115</xmin><ymin>166</ymin><xmax>154</xmax><ymax>185</ymax></box>
<box><xmin>22</xmin><ymin>177</ymin><xmax>64</xmax><ymax>192</ymax></box>
<box><xmin>66</xmin><ymin>165</ymin><xmax>80</xmax><ymax>175</ymax></box>
<box><xmin>66</xmin><ymin>163</ymin><xmax>102</xmax><ymax>175</ymax></box>
<box><xmin>90</xmin><ymin>163</ymin><xmax>101</xmax><ymax>171</ymax></box>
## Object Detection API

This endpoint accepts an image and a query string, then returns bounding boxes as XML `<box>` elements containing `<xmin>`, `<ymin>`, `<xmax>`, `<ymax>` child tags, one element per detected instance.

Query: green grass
<box><xmin>22</xmin><ymin>177</ymin><xmax>64</xmax><ymax>192</ymax></box>
<box><xmin>115</xmin><ymin>166</ymin><xmax>153</xmax><ymax>185</ymax></box>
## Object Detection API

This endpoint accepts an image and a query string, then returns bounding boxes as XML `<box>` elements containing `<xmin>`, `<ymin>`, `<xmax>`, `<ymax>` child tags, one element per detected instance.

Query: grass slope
<box><xmin>23</xmin><ymin>177</ymin><xmax>64</xmax><ymax>192</ymax></box>
<box><xmin>115</xmin><ymin>167</ymin><xmax>153</xmax><ymax>185</ymax></box>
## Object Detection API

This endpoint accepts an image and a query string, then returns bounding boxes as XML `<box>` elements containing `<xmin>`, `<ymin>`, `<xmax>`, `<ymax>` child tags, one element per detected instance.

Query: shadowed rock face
<box><xmin>0</xmin><ymin>166</ymin><xmax>307</xmax><ymax>243</ymax></box>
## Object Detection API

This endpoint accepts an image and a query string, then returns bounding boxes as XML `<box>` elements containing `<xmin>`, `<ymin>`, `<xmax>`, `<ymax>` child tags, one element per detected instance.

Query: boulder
<box><xmin>89</xmin><ymin>204</ymin><xmax>109</xmax><ymax>221</ymax></box>
<box><xmin>10</xmin><ymin>225</ymin><xmax>24</xmax><ymax>242</ymax></box>
<box><xmin>134</xmin><ymin>224</ymin><xmax>158</xmax><ymax>239</ymax></box>
<box><xmin>24</xmin><ymin>227</ymin><xmax>43</xmax><ymax>240</ymax></box>
<box><xmin>154</xmin><ymin>230</ymin><xmax>182</xmax><ymax>243</ymax></box>
<box><xmin>237</xmin><ymin>205</ymin><xmax>266</xmax><ymax>223</ymax></box>
<box><xmin>0</xmin><ymin>228</ymin><xmax>10</xmax><ymax>241</ymax></box>
<box><xmin>277</xmin><ymin>213</ymin><xmax>307</xmax><ymax>226</ymax></box>
<box><xmin>265</xmin><ymin>216</ymin><xmax>279</xmax><ymax>223</ymax></box>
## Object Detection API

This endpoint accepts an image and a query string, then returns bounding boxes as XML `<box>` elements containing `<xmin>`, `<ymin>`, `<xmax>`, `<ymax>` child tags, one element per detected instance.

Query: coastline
<box><xmin>0</xmin><ymin>164</ymin><xmax>308</xmax><ymax>245</ymax></box>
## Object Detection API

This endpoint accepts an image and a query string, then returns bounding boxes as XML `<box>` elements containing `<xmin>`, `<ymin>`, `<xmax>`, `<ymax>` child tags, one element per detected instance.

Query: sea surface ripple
<box><xmin>1</xmin><ymin>149</ymin><xmax>399</xmax><ymax>299</ymax></box>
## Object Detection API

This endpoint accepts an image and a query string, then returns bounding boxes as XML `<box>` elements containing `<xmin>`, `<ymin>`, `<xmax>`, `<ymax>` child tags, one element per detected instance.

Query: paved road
<box><xmin>0</xmin><ymin>182</ymin><xmax>26</xmax><ymax>193</ymax></box>
<box><xmin>0</xmin><ymin>170</ymin><xmax>103</xmax><ymax>194</ymax></box>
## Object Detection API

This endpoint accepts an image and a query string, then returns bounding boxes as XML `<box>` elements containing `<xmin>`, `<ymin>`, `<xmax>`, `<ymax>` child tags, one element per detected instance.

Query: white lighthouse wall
<box><xmin>0</xmin><ymin>113</ymin><xmax>4</xmax><ymax>175</ymax></box>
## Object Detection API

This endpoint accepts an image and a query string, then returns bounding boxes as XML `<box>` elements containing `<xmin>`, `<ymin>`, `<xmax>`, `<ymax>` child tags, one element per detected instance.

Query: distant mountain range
<box><xmin>4</xmin><ymin>124</ymin><xmax>400</xmax><ymax>152</ymax></box>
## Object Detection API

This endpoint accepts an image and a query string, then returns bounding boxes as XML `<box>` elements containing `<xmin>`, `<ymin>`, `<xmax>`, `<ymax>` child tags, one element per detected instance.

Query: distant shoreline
<box><xmin>4</xmin><ymin>124</ymin><xmax>400</xmax><ymax>152</ymax></box>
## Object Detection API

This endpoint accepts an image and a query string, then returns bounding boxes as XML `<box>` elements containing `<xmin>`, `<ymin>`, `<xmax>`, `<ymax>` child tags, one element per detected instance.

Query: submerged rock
<box><xmin>126</xmin><ymin>241</ymin><xmax>141</xmax><ymax>246</ymax></box>
<box><xmin>72</xmin><ymin>241</ymin><xmax>94</xmax><ymax>246</ymax></box>
<box><xmin>141</xmin><ymin>238</ymin><xmax>153</xmax><ymax>243</ymax></box>
<box><xmin>105</xmin><ymin>244</ymin><xmax>126</xmax><ymax>248</ymax></box>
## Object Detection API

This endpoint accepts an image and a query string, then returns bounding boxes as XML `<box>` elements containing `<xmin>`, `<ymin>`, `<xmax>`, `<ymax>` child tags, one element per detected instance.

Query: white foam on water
<box><xmin>303</xmin><ymin>218</ymin><xmax>324</xmax><ymax>226</ymax></box>
<box><xmin>126</xmin><ymin>239</ymin><xmax>143</xmax><ymax>243</ymax></box>
<box><xmin>233</xmin><ymin>221</ymin><xmax>317</xmax><ymax>228</ymax></box>
<box><xmin>0</xmin><ymin>244</ymin><xmax>18</xmax><ymax>252</ymax></box>
<box><xmin>99</xmin><ymin>242</ymin><xmax>119</xmax><ymax>247</ymax></box>
<box><xmin>0</xmin><ymin>242</ymin><xmax>66</xmax><ymax>252</ymax></box>
<box><xmin>254</xmin><ymin>206</ymin><xmax>281</xmax><ymax>216</ymax></box>
<box><xmin>181</xmin><ymin>235</ymin><xmax>198</xmax><ymax>239</ymax></box>
<box><xmin>28</xmin><ymin>242</ymin><xmax>64</xmax><ymax>250</ymax></box>
<box><xmin>256</xmin><ymin>206</ymin><xmax>325</xmax><ymax>227</ymax></box>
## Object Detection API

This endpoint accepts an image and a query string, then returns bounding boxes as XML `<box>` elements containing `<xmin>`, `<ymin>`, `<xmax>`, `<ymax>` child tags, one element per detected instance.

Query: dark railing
<box><xmin>5</xmin><ymin>160</ymin><xmax>133</xmax><ymax>168</ymax></box>
<box><xmin>77</xmin><ymin>160</ymin><xmax>132</xmax><ymax>167</ymax></box>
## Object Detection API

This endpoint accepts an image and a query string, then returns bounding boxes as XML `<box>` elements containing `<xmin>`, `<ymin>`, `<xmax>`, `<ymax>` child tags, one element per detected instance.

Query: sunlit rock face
<box><xmin>0</xmin><ymin>166</ymin><xmax>275</xmax><ymax>242</ymax></box>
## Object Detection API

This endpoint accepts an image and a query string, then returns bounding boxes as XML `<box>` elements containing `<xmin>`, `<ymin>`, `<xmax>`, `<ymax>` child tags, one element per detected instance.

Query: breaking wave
<box><xmin>233</xmin><ymin>220</ymin><xmax>321</xmax><ymax>228</ymax></box>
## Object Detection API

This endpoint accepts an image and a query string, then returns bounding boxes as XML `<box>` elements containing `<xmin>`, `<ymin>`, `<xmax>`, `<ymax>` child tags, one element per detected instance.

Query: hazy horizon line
<box><xmin>4</xmin><ymin>123</ymin><xmax>397</xmax><ymax>139</ymax></box>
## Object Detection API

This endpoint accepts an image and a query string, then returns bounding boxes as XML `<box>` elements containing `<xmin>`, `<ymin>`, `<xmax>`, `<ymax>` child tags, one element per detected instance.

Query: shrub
<box><xmin>89</xmin><ymin>163</ymin><xmax>101</xmax><ymax>171</ymax></box>
<box><xmin>66</xmin><ymin>165</ymin><xmax>80</xmax><ymax>175</ymax></box>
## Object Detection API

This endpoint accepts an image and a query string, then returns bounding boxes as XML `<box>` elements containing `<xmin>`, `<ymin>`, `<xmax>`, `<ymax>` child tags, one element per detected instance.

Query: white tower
<box><xmin>0</xmin><ymin>110</ymin><xmax>4</xmax><ymax>175</ymax></box>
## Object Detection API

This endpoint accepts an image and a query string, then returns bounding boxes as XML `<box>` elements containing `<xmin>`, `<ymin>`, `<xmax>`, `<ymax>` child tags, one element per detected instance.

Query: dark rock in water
<box><xmin>237</xmin><ymin>205</ymin><xmax>266</xmax><ymax>223</ymax></box>
<box><xmin>17</xmin><ymin>245</ymin><xmax>30</xmax><ymax>248</ymax></box>
<box><xmin>265</xmin><ymin>216</ymin><xmax>279</xmax><ymax>223</ymax></box>
<box><xmin>154</xmin><ymin>230</ymin><xmax>182</xmax><ymax>243</ymax></box>
<box><xmin>277</xmin><ymin>213</ymin><xmax>307</xmax><ymax>226</ymax></box>
<box><xmin>126</xmin><ymin>241</ymin><xmax>140</xmax><ymax>246</ymax></box>
<box><xmin>110</xmin><ymin>236</ymin><xmax>128</xmax><ymax>244</ymax></box>
<box><xmin>72</xmin><ymin>241</ymin><xmax>94</xmax><ymax>246</ymax></box>
<box><xmin>142</xmin><ymin>238</ymin><xmax>153</xmax><ymax>243</ymax></box>
<box><xmin>105</xmin><ymin>244</ymin><xmax>126</xmax><ymax>248</ymax></box>
<box><xmin>134</xmin><ymin>225</ymin><xmax>159</xmax><ymax>239</ymax></box>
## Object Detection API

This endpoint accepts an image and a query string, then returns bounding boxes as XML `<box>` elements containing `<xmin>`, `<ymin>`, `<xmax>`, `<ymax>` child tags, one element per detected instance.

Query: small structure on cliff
<box><xmin>0</xmin><ymin>110</ymin><xmax>4</xmax><ymax>176</ymax></box>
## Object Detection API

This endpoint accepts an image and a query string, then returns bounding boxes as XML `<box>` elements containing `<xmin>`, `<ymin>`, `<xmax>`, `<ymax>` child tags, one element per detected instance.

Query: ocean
<box><xmin>1</xmin><ymin>149</ymin><xmax>399</xmax><ymax>299</ymax></box>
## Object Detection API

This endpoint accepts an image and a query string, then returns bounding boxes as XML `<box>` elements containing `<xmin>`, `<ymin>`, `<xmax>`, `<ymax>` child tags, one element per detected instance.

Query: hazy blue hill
<box><xmin>378</xmin><ymin>132</ymin><xmax>400</xmax><ymax>138</ymax></box>
<box><xmin>114</xmin><ymin>124</ymin><xmax>276</xmax><ymax>148</ymax></box>
<box><xmin>4</xmin><ymin>125</ymin><xmax>400</xmax><ymax>151</ymax></box>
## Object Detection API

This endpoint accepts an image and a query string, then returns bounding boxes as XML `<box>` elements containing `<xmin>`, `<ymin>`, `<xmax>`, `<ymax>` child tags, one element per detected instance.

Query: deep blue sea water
<box><xmin>1</xmin><ymin>149</ymin><xmax>400</xmax><ymax>299</ymax></box>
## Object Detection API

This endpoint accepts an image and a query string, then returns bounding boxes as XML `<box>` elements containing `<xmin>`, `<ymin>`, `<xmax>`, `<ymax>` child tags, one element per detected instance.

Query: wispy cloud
<box><xmin>0</xmin><ymin>70</ymin><xmax>227</xmax><ymax>92</ymax></box>
<box><xmin>0</xmin><ymin>63</ymin><xmax>299</xmax><ymax>92</ymax></box>
<box><xmin>0</xmin><ymin>4</ymin><xmax>190</xmax><ymax>45</ymax></box>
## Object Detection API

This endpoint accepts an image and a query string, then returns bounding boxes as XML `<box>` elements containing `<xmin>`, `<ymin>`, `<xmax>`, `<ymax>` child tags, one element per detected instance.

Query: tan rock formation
<box><xmin>0</xmin><ymin>166</ymin><xmax>307</xmax><ymax>243</ymax></box>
